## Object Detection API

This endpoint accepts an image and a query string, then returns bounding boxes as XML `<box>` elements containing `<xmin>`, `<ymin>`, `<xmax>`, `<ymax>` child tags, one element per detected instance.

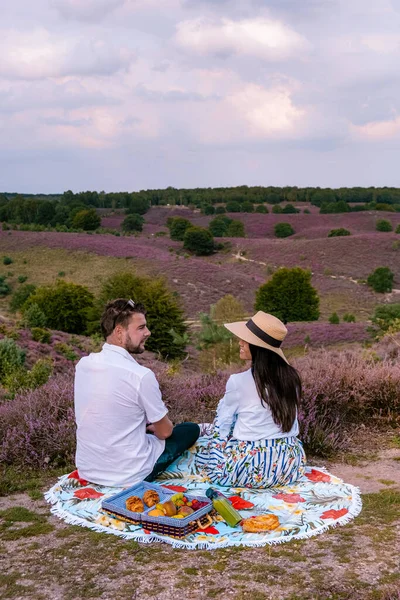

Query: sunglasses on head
<box><xmin>113</xmin><ymin>299</ymin><xmax>136</xmax><ymax>329</ymax></box>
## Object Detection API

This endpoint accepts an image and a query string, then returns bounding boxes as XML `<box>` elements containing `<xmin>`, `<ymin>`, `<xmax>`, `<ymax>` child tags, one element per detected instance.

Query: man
<box><xmin>74</xmin><ymin>298</ymin><xmax>200</xmax><ymax>487</ymax></box>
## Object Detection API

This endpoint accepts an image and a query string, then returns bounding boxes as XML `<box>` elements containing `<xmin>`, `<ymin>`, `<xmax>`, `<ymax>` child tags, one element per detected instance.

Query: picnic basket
<box><xmin>102</xmin><ymin>482</ymin><xmax>213</xmax><ymax>538</ymax></box>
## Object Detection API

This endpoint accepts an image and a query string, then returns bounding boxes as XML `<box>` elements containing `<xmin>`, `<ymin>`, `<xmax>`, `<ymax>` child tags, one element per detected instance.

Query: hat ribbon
<box><xmin>245</xmin><ymin>319</ymin><xmax>282</xmax><ymax>348</ymax></box>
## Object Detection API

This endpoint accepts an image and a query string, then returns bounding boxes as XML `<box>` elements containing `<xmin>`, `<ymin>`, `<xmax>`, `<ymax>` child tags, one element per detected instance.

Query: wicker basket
<box><xmin>102</xmin><ymin>482</ymin><xmax>213</xmax><ymax>538</ymax></box>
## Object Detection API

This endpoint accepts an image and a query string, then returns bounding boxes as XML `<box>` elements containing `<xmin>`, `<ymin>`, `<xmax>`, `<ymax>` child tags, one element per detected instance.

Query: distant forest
<box><xmin>1</xmin><ymin>185</ymin><xmax>400</xmax><ymax>228</ymax></box>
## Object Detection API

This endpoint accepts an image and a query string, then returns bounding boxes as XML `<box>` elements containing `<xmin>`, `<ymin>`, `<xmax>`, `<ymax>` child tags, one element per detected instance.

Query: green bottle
<box><xmin>206</xmin><ymin>488</ymin><xmax>242</xmax><ymax>527</ymax></box>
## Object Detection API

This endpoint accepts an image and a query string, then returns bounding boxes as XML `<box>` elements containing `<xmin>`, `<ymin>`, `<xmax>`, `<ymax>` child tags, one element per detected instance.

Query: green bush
<box><xmin>99</xmin><ymin>272</ymin><xmax>188</xmax><ymax>359</ymax></box>
<box><xmin>329</xmin><ymin>312</ymin><xmax>340</xmax><ymax>324</ymax></box>
<box><xmin>17</xmin><ymin>275</ymin><xmax>28</xmax><ymax>283</ymax></box>
<box><xmin>3</xmin><ymin>256</ymin><xmax>13</xmax><ymax>265</ymax></box>
<box><xmin>328</xmin><ymin>228</ymin><xmax>351</xmax><ymax>237</ymax></box>
<box><xmin>303</xmin><ymin>209</ymin><xmax>311</xmax><ymax>214</ymax></box>
<box><xmin>367</xmin><ymin>267</ymin><xmax>394</xmax><ymax>293</ymax></box>
<box><xmin>24</xmin><ymin>280</ymin><xmax>95</xmax><ymax>334</ymax></box>
<box><xmin>395</xmin><ymin>224</ymin><xmax>400</xmax><ymax>234</ymax></box>
<box><xmin>2</xmin><ymin>359</ymin><xmax>53</xmax><ymax>396</ymax></box>
<box><xmin>225</xmin><ymin>201</ymin><xmax>241</xmax><ymax>212</ymax></box>
<box><xmin>72</xmin><ymin>209</ymin><xmax>101</xmax><ymax>231</ymax></box>
<box><xmin>241</xmin><ymin>201</ymin><xmax>254</xmax><ymax>213</ymax></box>
<box><xmin>121</xmin><ymin>213</ymin><xmax>144</xmax><ymax>233</ymax></box>
<box><xmin>376</xmin><ymin>219</ymin><xmax>393</xmax><ymax>232</ymax></box>
<box><xmin>226</xmin><ymin>220</ymin><xmax>245</xmax><ymax>237</ymax></box>
<box><xmin>272</xmin><ymin>205</ymin><xmax>283</xmax><ymax>214</ymax></box>
<box><xmin>168</xmin><ymin>217</ymin><xmax>192</xmax><ymax>241</ymax></box>
<box><xmin>9</xmin><ymin>283</ymin><xmax>36</xmax><ymax>312</ymax></box>
<box><xmin>282</xmin><ymin>204</ymin><xmax>299</xmax><ymax>214</ymax></box>
<box><xmin>343</xmin><ymin>313</ymin><xmax>356</xmax><ymax>323</ymax></box>
<box><xmin>203</xmin><ymin>205</ymin><xmax>215</xmax><ymax>215</ymax></box>
<box><xmin>371</xmin><ymin>304</ymin><xmax>400</xmax><ymax>331</ymax></box>
<box><xmin>183</xmin><ymin>227</ymin><xmax>214</xmax><ymax>256</ymax></box>
<box><xmin>215</xmin><ymin>206</ymin><xmax>226</xmax><ymax>214</ymax></box>
<box><xmin>0</xmin><ymin>276</ymin><xmax>11</xmax><ymax>297</ymax></box>
<box><xmin>31</xmin><ymin>327</ymin><xmax>52</xmax><ymax>343</ymax></box>
<box><xmin>209</xmin><ymin>216</ymin><xmax>232</xmax><ymax>237</ymax></box>
<box><xmin>255</xmin><ymin>267</ymin><xmax>320</xmax><ymax>322</ymax></box>
<box><xmin>274</xmin><ymin>223</ymin><xmax>294</xmax><ymax>238</ymax></box>
<box><xmin>255</xmin><ymin>205</ymin><xmax>268</xmax><ymax>213</ymax></box>
<box><xmin>54</xmin><ymin>342</ymin><xmax>78</xmax><ymax>361</ymax></box>
<box><xmin>23</xmin><ymin>303</ymin><xmax>47</xmax><ymax>328</ymax></box>
<box><xmin>0</xmin><ymin>337</ymin><xmax>26</xmax><ymax>382</ymax></box>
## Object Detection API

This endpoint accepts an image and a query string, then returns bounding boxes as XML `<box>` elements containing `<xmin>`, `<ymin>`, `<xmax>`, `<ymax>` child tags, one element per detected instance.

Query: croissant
<box><xmin>125</xmin><ymin>496</ymin><xmax>144</xmax><ymax>513</ymax></box>
<box><xmin>143</xmin><ymin>490</ymin><xmax>160</xmax><ymax>508</ymax></box>
<box><xmin>242</xmin><ymin>514</ymin><xmax>280</xmax><ymax>533</ymax></box>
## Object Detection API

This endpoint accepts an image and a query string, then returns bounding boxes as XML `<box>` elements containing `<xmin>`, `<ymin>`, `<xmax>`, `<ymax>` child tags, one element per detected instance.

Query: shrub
<box><xmin>282</xmin><ymin>203</ymin><xmax>299</xmax><ymax>214</ymax></box>
<box><xmin>121</xmin><ymin>213</ymin><xmax>144</xmax><ymax>233</ymax></box>
<box><xmin>72</xmin><ymin>209</ymin><xmax>101</xmax><ymax>231</ymax></box>
<box><xmin>367</xmin><ymin>267</ymin><xmax>394</xmax><ymax>293</ymax></box>
<box><xmin>303</xmin><ymin>209</ymin><xmax>311</xmax><ymax>214</ymax></box>
<box><xmin>371</xmin><ymin>304</ymin><xmax>400</xmax><ymax>332</ymax></box>
<box><xmin>274</xmin><ymin>223</ymin><xmax>294</xmax><ymax>238</ymax></box>
<box><xmin>0</xmin><ymin>276</ymin><xmax>10</xmax><ymax>297</ymax></box>
<box><xmin>328</xmin><ymin>228</ymin><xmax>351</xmax><ymax>237</ymax></box>
<box><xmin>209</xmin><ymin>216</ymin><xmax>232</xmax><ymax>237</ymax></box>
<box><xmin>241</xmin><ymin>201</ymin><xmax>254</xmax><ymax>213</ymax></box>
<box><xmin>183</xmin><ymin>227</ymin><xmax>214</xmax><ymax>256</ymax></box>
<box><xmin>24</xmin><ymin>281</ymin><xmax>95</xmax><ymax>334</ymax></box>
<box><xmin>58</xmin><ymin>271</ymin><xmax>66</xmax><ymax>277</ymax></box>
<box><xmin>215</xmin><ymin>206</ymin><xmax>226</xmax><ymax>214</ymax></box>
<box><xmin>343</xmin><ymin>313</ymin><xmax>356</xmax><ymax>323</ymax></box>
<box><xmin>2</xmin><ymin>359</ymin><xmax>53</xmax><ymax>397</ymax></box>
<box><xmin>329</xmin><ymin>312</ymin><xmax>340</xmax><ymax>324</ymax></box>
<box><xmin>225</xmin><ymin>201</ymin><xmax>241</xmax><ymax>212</ymax></box>
<box><xmin>0</xmin><ymin>337</ymin><xmax>26</xmax><ymax>382</ymax></box>
<box><xmin>9</xmin><ymin>283</ymin><xmax>36</xmax><ymax>312</ymax></box>
<box><xmin>99</xmin><ymin>272</ymin><xmax>188</xmax><ymax>359</ymax></box>
<box><xmin>255</xmin><ymin>205</ymin><xmax>268</xmax><ymax>213</ymax></box>
<box><xmin>0</xmin><ymin>374</ymin><xmax>76</xmax><ymax>469</ymax></box>
<box><xmin>54</xmin><ymin>342</ymin><xmax>78</xmax><ymax>361</ymax></box>
<box><xmin>203</xmin><ymin>205</ymin><xmax>215</xmax><ymax>215</ymax></box>
<box><xmin>226</xmin><ymin>220</ymin><xmax>245</xmax><ymax>237</ymax></box>
<box><xmin>3</xmin><ymin>256</ymin><xmax>13</xmax><ymax>265</ymax></box>
<box><xmin>17</xmin><ymin>275</ymin><xmax>28</xmax><ymax>284</ymax></box>
<box><xmin>255</xmin><ymin>267</ymin><xmax>320</xmax><ymax>322</ymax></box>
<box><xmin>168</xmin><ymin>217</ymin><xmax>192</xmax><ymax>241</ymax></box>
<box><xmin>210</xmin><ymin>294</ymin><xmax>246</xmax><ymax>323</ymax></box>
<box><xmin>376</xmin><ymin>219</ymin><xmax>393</xmax><ymax>232</ymax></box>
<box><xmin>272</xmin><ymin>205</ymin><xmax>283</xmax><ymax>214</ymax></box>
<box><xmin>31</xmin><ymin>327</ymin><xmax>52</xmax><ymax>343</ymax></box>
<box><xmin>23</xmin><ymin>303</ymin><xmax>47</xmax><ymax>328</ymax></box>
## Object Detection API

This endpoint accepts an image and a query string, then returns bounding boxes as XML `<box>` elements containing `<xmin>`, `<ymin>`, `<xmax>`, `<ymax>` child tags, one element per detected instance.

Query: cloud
<box><xmin>175</xmin><ymin>17</ymin><xmax>310</xmax><ymax>60</ymax></box>
<box><xmin>0</xmin><ymin>29</ymin><xmax>134</xmax><ymax>80</ymax></box>
<box><xmin>51</xmin><ymin>0</ymin><xmax>125</xmax><ymax>22</ymax></box>
<box><xmin>351</xmin><ymin>116</ymin><xmax>400</xmax><ymax>140</ymax></box>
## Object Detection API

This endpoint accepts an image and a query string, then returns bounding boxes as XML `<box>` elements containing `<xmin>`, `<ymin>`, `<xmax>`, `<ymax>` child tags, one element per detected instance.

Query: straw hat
<box><xmin>224</xmin><ymin>311</ymin><xmax>288</xmax><ymax>363</ymax></box>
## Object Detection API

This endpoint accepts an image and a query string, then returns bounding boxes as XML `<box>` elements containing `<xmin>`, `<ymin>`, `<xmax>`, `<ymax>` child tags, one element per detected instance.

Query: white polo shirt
<box><xmin>74</xmin><ymin>343</ymin><xmax>168</xmax><ymax>487</ymax></box>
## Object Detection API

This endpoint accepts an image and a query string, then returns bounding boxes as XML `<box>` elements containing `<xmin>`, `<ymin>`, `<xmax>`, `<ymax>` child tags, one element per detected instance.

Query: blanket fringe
<box><xmin>44</xmin><ymin>476</ymin><xmax>363</xmax><ymax>551</ymax></box>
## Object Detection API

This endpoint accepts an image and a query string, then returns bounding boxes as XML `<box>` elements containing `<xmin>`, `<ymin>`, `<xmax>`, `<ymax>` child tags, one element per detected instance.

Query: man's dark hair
<box><xmin>101</xmin><ymin>298</ymin><xmax>146</xmax><ymax>340</ymax></box>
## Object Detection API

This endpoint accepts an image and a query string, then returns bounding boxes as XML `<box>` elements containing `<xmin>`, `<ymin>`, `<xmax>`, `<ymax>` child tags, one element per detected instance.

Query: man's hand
<box><xmin>148</xmin><ymin>415</ymin><xmax>173</xmax><ymax>440</ymax></box>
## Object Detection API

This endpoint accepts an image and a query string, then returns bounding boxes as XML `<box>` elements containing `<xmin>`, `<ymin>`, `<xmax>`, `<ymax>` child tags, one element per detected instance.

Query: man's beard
<box><xmin>124</xmin><ymin>333</ymin><xmax>145</xmax><ymax>355</ymax></box>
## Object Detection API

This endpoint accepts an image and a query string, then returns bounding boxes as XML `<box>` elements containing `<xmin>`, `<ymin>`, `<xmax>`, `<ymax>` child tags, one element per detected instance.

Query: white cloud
<box><xmin>175</xmin><ymin>17</ymin><xmax>310</xmax><ymax>61</ymax></box>
<box><xmin>51</xmin><ymin>0</ymin><xmax>125</xmax><ymax>22</ymax></box>
<box><xmin>0</xmin><ymin>29</ymin><xmax>134</xmax><ymax>80</ymax></box>
<box><xmin>351</xmin><ymin>116</ymin><xmax>400</xmax><ymax>139</ymax></box>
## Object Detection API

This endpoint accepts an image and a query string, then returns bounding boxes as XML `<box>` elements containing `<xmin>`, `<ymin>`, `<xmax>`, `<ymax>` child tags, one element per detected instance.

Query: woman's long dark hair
<box><xmin>250</xmin><ymin>343</ymin><xmax>301</xmax><ymax>433</ymax></box>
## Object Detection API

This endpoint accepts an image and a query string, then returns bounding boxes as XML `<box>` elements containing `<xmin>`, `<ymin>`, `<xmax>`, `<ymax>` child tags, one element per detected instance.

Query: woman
<box><xmin>195</xmin><ymin>311</ymin><xmax>306</xmax><ymax>488</ymax></box>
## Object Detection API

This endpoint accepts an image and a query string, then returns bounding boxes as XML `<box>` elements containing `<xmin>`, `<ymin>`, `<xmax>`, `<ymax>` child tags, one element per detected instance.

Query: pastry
<box><xmin>143</xmin><ymin>490</ymin><xmax>160</xmax><ymax>508</ymax></box>
<box><xmin>125</xmin><ymin>495</ymin><xmax>144</xmax><ymax>513</ymax></box>
<box><xmin>242</xmin><ymin>514</ymin><xmax>280</xmax><ymax>533</ymax></box>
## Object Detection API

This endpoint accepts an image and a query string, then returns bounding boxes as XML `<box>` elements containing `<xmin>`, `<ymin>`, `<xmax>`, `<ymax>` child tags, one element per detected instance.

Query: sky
<box><xmin>1</xmin><ymin>0</ymin><xmax>400</xmax><ymax>193</ymax></box>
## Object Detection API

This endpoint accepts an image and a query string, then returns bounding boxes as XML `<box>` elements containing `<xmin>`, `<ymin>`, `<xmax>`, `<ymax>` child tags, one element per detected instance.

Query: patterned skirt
<box><xmin>195</xmin><ymin>423</ymin><xmax>306</xmax><ymax>489</ymax></box>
